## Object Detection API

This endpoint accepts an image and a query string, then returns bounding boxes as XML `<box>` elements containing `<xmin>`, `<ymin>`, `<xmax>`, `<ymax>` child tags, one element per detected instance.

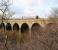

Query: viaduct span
<box><xmin>0</xmin><ymin>18</ymin><xmax>57</xmax><ymax>33</ymax></box>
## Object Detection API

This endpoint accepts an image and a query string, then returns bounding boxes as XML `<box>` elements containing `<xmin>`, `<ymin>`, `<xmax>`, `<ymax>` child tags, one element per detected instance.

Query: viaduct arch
<box><xmin>13</xmin><ymin>23</ymin><xmax>19</xmax><ymax>31</ymax></box>
<box><xmin>21</xmin><ymin>23</ymin><xmax>29</xmax><ymax>33</ymax></box>
<box><xmin>0</xmin><ymin>18</ymin><xmax>58</xmax><ymax>39</ymax></box>
<box><xmin>6</xmin><ymin>23</ymin><xmax>12</xmax><ymax>31</ymax></box>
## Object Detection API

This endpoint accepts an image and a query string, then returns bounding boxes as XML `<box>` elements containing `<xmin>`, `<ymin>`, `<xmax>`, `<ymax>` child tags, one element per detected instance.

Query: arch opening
<box><xmin>0</xmin><ymin>23</ymin><xmax>5</xmax><ymax>29</ymax></box>
<box><xmin>6</xmin><ymin>23</ymin><xmax>12</xmax><ymax>31</ymax></box>
<box><xmin>31</xmin><ymin>23</ymin><xmax>41</xmax><ymax>39</ymax></box>
<box><xmin>13</xmin><ymin>23</ymin><xmax>19</xmax><ymax>31</ymax></box>
<box><xmin>45</xmin><ymin>23</ymin><xmax>56</xmax><ymax>29</ymax></box>
<box><xmin>31</xmin><ymin>23</ymin><xmax>40</xmax><ymax>32</ymax></box>
<box><xmin>21</xmin><ymin>23</ymin><xmax>29</xmax><ymax>42</ymax></box>
<box><xmin>21</xmin><ymin>23</ymin><xmax>29</xmax><ymax>33</ymax></box>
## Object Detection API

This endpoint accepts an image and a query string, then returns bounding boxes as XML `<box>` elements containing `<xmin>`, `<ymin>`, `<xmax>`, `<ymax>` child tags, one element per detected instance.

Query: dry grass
<box><xmin>0</xmin><ymin>23</ymin><xmax>58</xmax><ymax>50</ymax></box>
<box><xmin>5</xmin><ymin>30</ymin><xmax>21</xmax><ymax>43</ymax></box>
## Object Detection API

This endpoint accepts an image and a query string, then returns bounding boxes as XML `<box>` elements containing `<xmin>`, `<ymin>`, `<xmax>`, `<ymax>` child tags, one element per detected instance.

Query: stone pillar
<box><xmin>19</xmin><ymin>25</ymin><xmax>21</xmax><ymax>42</ymax></box>
<box><xmin>29</xmin><ymin>26</ymin><xmax>31</xmax><ymax>41</ymax></box>
<box><xmin>11</xmin><ymin>24</ymin><xmax>13</xmax><ymax>31</ymax></box>
<box><xmin>5</xmin><ymin>23</ymin><xmax>6</xmax><ymax>33</ymax></box>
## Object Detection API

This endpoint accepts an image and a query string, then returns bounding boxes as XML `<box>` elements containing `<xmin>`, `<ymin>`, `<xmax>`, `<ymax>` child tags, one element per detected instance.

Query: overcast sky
<box><xmin>5</xmin><ymin>0</ymin><xmax>58</xmax><ymax>18</ymax></box>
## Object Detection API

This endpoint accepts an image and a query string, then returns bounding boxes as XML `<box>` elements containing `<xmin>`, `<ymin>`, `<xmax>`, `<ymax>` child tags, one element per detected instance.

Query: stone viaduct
<box><xmin>0</xmin><ymin>18</ymin><xmax>57</xmax><ymax>34</ymax></box>
<box><xmin>0</xmin><ymin>18</ymin><xmax>58</xmax><ymax>41</ymax></box>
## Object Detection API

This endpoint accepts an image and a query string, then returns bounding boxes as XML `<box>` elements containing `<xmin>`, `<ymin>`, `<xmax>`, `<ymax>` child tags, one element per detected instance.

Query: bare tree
<box><xmin>48</xmin><ymin>8</ymin><xmax>58</xmax><ymax>23</ymax></box>
<box><xmin>0</xmin><ymin>0</ymin><xmax>15</xmax><ymax>50</ymax></box>
<box><xmin>0</xmin><ymin>0</ymin><xmax>15</xmax><ymax>23</ymax></box>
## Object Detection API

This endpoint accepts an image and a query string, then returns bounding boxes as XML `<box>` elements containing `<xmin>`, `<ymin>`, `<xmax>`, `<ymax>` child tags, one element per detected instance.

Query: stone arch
<box><xmin>21</xmin><ymin>23</ymin><xmax>29</xmax><ymax>33</ymax></box>
<box><xmin>6</xmin><ymin>23</ymin><xmax>12</xmax><ymax>31</ymax></box>
<box><xmin>45</xmin><ymin>23</ymin><xmax>58</xmax><ymax>31</ymax></box>
<box><xmin>0</xmin><ymin>23</ymin><xmax>5</xmax><ymax>29</ymax></box>
<box><xmin>0</xmin><ymin>23</ymin><xmax>5</xmax><ymax>32</ymax></box>
<box><xmin>45</xmin><ymin>23</ymin><xmax>55</xmax><ymax>29</ymax></box>
<box><xmin>31</xmin><ymin>23</ymin><xmax>41</xmax><ymax>31</ymax></box>
<box><xmin>13</xmin><ymin>23</ymin><xmax>19</xmax><ymax>31</ymax></box>
<box><xmin>31</xmin><ymin>23</ymin><xmax>41</xmax><ymax>39</ymax></box>
<box><xmin>21</xmin><ymin>23</ymin><xmax>30</xmax><ymax>43</ymax></box>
